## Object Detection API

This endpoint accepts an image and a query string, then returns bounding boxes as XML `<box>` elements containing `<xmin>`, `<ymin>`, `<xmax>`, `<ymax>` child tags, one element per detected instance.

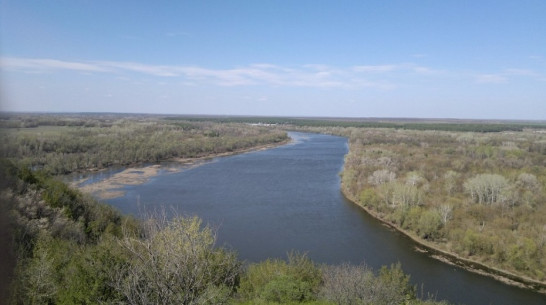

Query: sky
<box><xmin>1</xmin><ymin>1</ymin><xmax>545</xmax><ymax>120</ymax></box>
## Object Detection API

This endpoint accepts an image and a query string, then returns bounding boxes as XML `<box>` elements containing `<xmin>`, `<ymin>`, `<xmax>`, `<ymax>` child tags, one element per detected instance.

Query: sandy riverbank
<box><xmin>74</xmin><ymin>139</ymin><xmax>291</xmax><ymax>200</ymax></box>
<box><xmin>341</xmin><ymin>188</ymin><xmax>546</xmax><ymax>294</ymax></box>
<box><xmin>75</xmin><ymin>165</ymin><xmax>174</xmax><ymax>199</ymax></box>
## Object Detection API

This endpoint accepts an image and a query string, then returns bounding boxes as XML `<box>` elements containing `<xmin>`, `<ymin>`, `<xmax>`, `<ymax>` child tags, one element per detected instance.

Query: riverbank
<box><xmin>73</xmin><ymin>139</ymin><xmax>291</xmax><ymax>199</ymax></box>
<box><xmin>341</xmin><ymin>187</ymin><xmax>546</xmax><ymax>294</ymax></box>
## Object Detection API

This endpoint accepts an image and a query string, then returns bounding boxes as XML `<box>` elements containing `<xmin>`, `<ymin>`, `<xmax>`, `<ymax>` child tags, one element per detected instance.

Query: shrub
<box><xmin>238</xmin><ymin>252</ymin><xmax>321</xmax><ymax>303</ymax></box>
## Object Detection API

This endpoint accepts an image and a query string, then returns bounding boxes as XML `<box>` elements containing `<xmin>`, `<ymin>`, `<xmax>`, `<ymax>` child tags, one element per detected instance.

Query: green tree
<box><xmin>417</xmin><ymin>210</ymin><xmax>443</xmax><ymax>239</ymax></box>
<box><xmin>238</xmin><ymin>252</ymin><xmax>321</xmax><ymax>303</ymax></box>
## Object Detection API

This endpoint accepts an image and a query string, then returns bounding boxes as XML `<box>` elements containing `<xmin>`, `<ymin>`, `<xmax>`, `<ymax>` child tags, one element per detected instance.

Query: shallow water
<box><xmin>97</xmin><ymin>132</ymin><xmax>545</xmax><ymax>305</ymax></box>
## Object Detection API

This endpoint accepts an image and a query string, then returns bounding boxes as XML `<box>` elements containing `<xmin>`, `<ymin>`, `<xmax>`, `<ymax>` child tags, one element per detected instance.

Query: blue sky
<box><xmin>1</xmin><ymin>1</ymin><xmax>545</xmax><ymax>119</ymax></box>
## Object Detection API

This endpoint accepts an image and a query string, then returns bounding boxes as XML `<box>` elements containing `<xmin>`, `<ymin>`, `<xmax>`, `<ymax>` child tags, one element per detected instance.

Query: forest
<box><xmin>334</xmin><ymin>127</ymin><xmax>546</xmax><ymax>289</ymax></box>
<box><xmin>169</xmin><ymin>115</ymin><xmax>546</xmax><ymax>133</ymax></box>
<box><xmin>0</xmin><ymin>114</ymin><xmax>288</xmax><ymax>175</ymax></box>
<box><xmin>0</xmin><ymin>114</ymin><xmax>450</xmax><ymax>304</ymax></box>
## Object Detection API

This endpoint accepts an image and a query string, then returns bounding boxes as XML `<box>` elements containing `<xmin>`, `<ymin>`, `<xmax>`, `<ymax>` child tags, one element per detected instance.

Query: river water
<box><xmin>90</xmin><ymin>132</ymin><xmax>544</xmax><ymax>305</ymax></box>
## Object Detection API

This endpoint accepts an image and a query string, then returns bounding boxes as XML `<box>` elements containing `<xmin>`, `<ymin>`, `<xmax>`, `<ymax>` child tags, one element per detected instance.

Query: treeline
<box><xmin>0</xmin><ymin>113</ymin><xmax>129</xmax><ymax>128</ymax></box>
<box><xmin>338</xmin><ymin>128</ymin><xmax>546</xmax><ymax>285</ymax></box>
<box><xmin>0</xmin><ymin>160</ymin><xmax>449</xmax><ymax>304</ymax></box>
<box><xmin>167</xmin><ymin>116</ymin><xmax>546</xmax><ymax>132</ymax></box>
<box><xmin>0</xmin><ymin>114</ymin><xmax>288</xmax><ymax>175</ymax></box>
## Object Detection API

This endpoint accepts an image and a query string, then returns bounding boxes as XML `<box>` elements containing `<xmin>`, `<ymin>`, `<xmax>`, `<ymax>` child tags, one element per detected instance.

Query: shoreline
<box><xmin>73</xmin><ymin>139</ymin><xmax>291</xmax><ymax>199</ymax></box>
<box><xmin>169</xmin><ymin>138</ymin><xmax>292</xmax><ymax>164</ymax></box>
<box><xmin>341</xmin><ymin>187</ymin><xmax>546</xmax><ymax>295</ymax></box>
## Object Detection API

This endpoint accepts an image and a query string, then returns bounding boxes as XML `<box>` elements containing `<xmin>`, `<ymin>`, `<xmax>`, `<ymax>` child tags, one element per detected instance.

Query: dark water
<box><xmin>101</xmin><ymin>132</ymin><xmax>544</xmax><ymax>305</ymax></box>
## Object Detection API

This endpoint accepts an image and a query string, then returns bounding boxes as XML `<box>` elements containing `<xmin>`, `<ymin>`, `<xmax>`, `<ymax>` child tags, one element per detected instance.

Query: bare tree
<box><xmin>368</xmin><ymin>169</ymin><xmax>396</xmax><ymax>186</ymax></box>
<box><xmin>320</xmin><ymin>262</ymin><xmax>416</xmax><ymax>305</ymax></box>
<box><xmin>113</xmin><ymin>215</ymin><xmax>240</xmax><ymax>305</ymax></box>
<box><xmin>443</xmin><ymin>170</ymin><xmax>460</xmax><ymax>196</ymax></box>
<box><xmin>517</xmin><ymin>173</ymin><xmax>540</xmax><ymax>190</ymax></box>
<box><xmin>25</xmin><ymin>247</ymin><xmax>57</xmax><ymax>304</ymax></box>
<box><xmin>320</xmin><ymin>263</ymin><xmax>376</xmax><ymax>305</ymax></box>
<box><xmin>437</xmin><ymin>204</ymin><xmax>453</xmax><ymax>225</ymax></box>
<box><xmin>405</xmin><ymin>171</ymin><xmax>423</xmax><ymax>187</ymax></box>
<box><xmin>463</xmin><ymin>173</ymin><xmax>508</xmax><ymax>205</ymax></box>
<box><xmin>389</xmin><ymin>182</ymin><xmax>422</xmax><ymax>208</ymax></box>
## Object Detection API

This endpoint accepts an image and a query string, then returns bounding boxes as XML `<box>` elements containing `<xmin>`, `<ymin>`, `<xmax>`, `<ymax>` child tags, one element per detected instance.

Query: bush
<box><xmin>359</xmin><ymin>188</ymin><xmax>379</xmax><ymax>207</ymax></box>
<box><xmin>417</xmin><ymin>210</ymin><xmax>443</xmax><ymax>240</ymax></box>
<box><xmin>238</xmin><ymin>252</ymin><xmax>322</xmax><ymax>303</ymax></box>
<box><xmin>320</xmin><ymin>262</ymin><xmax>416</xmax><ymax>305</ymax></box>
<box><xmin>114</xmin><ymin>216</ymin><xmax>241</xmax><ymax>305</ymax></box>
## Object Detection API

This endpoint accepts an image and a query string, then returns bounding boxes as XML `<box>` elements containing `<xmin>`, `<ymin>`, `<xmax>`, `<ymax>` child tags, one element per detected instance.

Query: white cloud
<box><xmin>1</xmin><ymin>57</ymin><xmax>441</xmax><ymax>90</ymax></box>
<box><xmin>473</xmin><ymin>68</ymin><xmax>543</xmax><ymax>84</ymax></box>
<box><xmin>1</xmin><ymin>57</ymin><xmax>107</xmax><ymax>72</ymax></box>
<box><xmin>352</xmin><ymin>63</ymin><xmax>440</xmax><ymax>75</ymax></box>
<box><xmin>504</xmin><ymin>68</ymin><xmax>538</xmax><ymax>77</ymax></box>
<box><xmin>99</xmin><ymin>61</ymin><xmax>181</xmax><ymax>77</ymax></box>
<box><xmin>411</xmin><ymin>65</ymin><xmax>436</xmax><ymax>75</ymax></box>
<box><xmin>475</xmin><ymin>74</ymin><xmax>507</xmax><ymax>84</ymax></box>
<box><xmin>353</xmin><ymin>65</ymin><xmax>397</xmax><ymax>73</ymax></box>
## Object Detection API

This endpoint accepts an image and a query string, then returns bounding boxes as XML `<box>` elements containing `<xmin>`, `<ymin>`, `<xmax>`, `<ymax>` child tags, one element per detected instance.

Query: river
<box><xmin>80</xmin><ymin>132</ymin><xmax>545</xmax><ymax>305</ymax></box>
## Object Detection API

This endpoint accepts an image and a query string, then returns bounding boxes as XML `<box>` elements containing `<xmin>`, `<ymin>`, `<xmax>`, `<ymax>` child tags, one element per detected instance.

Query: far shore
<box><xmin>73</xmin><ymin>139</ymin><xmax>291</xmax><ymax>200</ymax></box>
<box><xmin>341</xmin><ymin>188</ymin><xmax>546</xmax><ymax>294</ymax></box>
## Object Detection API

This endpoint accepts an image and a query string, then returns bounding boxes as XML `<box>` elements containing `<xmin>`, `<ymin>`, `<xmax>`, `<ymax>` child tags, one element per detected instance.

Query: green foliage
<box><xmin>339</xmin><ymin>127</ymin><xmax>546</xmax><ymax>282</ymax></box>
<box><xmin>378</xmin><ymin>262</ymin><xmax>417</xmax><ymax>301</ymax></box>
<box><xmin>417</xmin><ymin>210</ymin><xmax>443</xmax><ymax>239</ymax></box>
<box><xmin>238</xmin><ymin>252</ymin><xmax>322</xmax><ymax>303</ymax></box>
<box><xmin>359</xmin><ymin>188</ymin><xmax>379</xmax><ymax>207</ymax></box>
<box><xmin>18</xmin><ymin>234</ymin><xmax>59</xmax><ymax>304</ymax></box>
<box><xmin>401</xmin><ymin>206</ymin><xmax>422</xmax><ymax>232</ymax></box>
<box><xmin>260</xmin><ymin>275</ymin><xmax>313</xmax><ymax>303</ymax></box>
<box><xmin>11</xmin><ymin>232</ymin><xmax>125</xmax><ymax>305</ymax></box>
<box><xmin>1</xmin><ymin>114</ymin><xmax>288</xmax><ymax>175</ymax></box>
<box><xmin>1</xmin><ymin>159</ymin><xmax>131</xmax><ymax>304</ymax></box>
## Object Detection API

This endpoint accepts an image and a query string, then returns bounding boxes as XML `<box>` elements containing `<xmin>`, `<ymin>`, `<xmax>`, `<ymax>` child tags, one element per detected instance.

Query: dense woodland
<box><xmin>0</xmin><ymin>114</ymin><xmax>288</xmax><ymax>175</ymax></box>
<box><xmin>0</xmin><ymin>114</ymin><xmax>450</xmax><ymax>304</ymax></box>
<box><xmin>173</xmin><ymin>116</ymin><xmax>546</xmax><ymax>133</ymax></box>
<box><xmin>335</xmin><ymin>128</ymin><xmax>546</xmax><ymax>287</ymax></box>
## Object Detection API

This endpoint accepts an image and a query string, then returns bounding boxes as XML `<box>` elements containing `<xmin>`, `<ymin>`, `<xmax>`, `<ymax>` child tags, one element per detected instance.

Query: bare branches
<box><xmin>113</xmin><ymin>215</ymin><xmax>240</xmax><ymax>305</ymax></box>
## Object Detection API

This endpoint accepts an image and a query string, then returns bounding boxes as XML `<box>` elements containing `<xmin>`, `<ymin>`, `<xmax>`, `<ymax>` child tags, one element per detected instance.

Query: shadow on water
<box><xmin>99</xmin><ymin>132</ymin><xmax>544</xmax><ymax>305</ymax></box>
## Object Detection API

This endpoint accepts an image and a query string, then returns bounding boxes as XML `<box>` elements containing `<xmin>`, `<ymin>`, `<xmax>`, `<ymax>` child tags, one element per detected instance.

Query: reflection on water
<box><xmin>87</xmin><ymin>132</ymin><xmax>544</xmax><ymax>305</ymax></box>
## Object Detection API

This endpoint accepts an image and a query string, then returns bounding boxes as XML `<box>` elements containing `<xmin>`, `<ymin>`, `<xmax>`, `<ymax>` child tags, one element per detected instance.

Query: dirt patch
<box><xmin>77</xmin><ymin>165</ymin><xmax>165</xmax><ymax>199</ymax></box>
